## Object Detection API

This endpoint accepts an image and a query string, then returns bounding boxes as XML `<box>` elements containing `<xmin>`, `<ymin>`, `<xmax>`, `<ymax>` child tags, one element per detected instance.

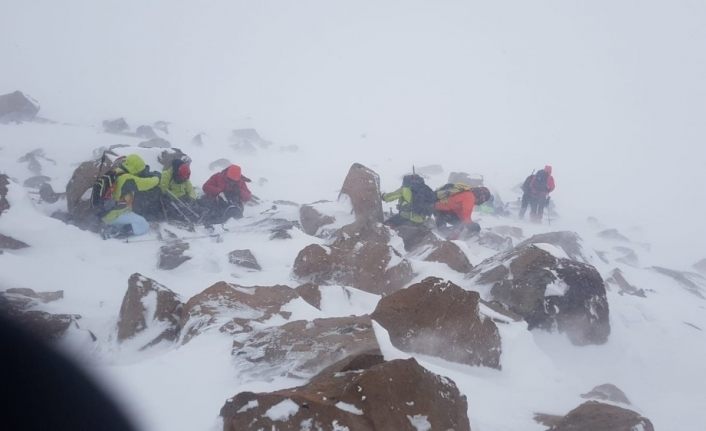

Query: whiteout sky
<box><xmin>2</xmin><ymin>0</ymin><xmax>705</xmax><ymax>263</ymax></box>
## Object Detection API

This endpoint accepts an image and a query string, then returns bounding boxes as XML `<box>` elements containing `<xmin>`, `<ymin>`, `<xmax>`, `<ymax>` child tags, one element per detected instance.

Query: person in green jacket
<box><xmin>381</xmin><ymin>174</ymin><xmax>434</xmax><ymax>227</ymax></box>
<box><xmin>101</xmin><ymin>154</ymin><xmax>159</xmax><ymax>238</ymax></box>
<box><xmin>159</xmin><ymin>157</ymin><xmax>200</xmax><ymax>223</ymax></box>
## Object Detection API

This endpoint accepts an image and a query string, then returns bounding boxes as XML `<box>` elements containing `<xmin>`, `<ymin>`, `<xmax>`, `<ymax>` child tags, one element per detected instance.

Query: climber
<box><xmin>519</xmin><ymin>165</ymin><xmax>555</xmax><ymax>222</ymax></box>
<box><xmin>200</xmin><ymin>164</ymin><xmax>252</xmax><ymax>224</ymax></box>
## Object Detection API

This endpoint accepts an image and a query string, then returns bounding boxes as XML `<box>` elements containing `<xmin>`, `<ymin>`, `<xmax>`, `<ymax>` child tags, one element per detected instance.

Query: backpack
<box><xmin>435</xmin><ymin>183</ymin><xmax>472</xmax><ymax>200</ymax></box>
<box><xmin>532</xmin><ymin>170</ymin><xmax>549</xmax><ymax>192</ymax></box>
<box><xmin>90</xmin><ymin>170</ymin><xmax>120</xmax><ymax>215</ymax></box>
<box><xmin>402</xmin><ymin>174</ymin><xmax>436</xmax><ymax>216</ymax></box>
<box><xmin>522</xmin><ymin>174</ymin><xmax>534</xmax><ymax>193</ymax></box>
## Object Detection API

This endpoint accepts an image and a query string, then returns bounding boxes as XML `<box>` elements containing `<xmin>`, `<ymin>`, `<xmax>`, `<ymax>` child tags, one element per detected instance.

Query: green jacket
<box><xmin>102</xmin><ymin>154</ymin><xmax>160</xmax><ymax>222</ymax></box>
<box><xmin>382</xmin><ymin>186</ymin><xmax>425</xmax><ymax>223</ymax></box>
<box><xmin>159</xmin><ymin>168</ymin><xmax>196</xmax><ymax>199</ymax></box>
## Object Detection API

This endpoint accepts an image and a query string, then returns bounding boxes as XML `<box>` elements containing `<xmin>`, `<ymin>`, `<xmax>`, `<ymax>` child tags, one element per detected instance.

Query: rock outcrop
<box><xmin>0</xmin><ymin>289</ymin><xmax>81</xmax><ymax>341</ymax></box>
<box><xmin>102</xmin><ymin>118</ymin><xmax>130</xmax><ymax>134</ymax></box>
<box><xmin>293</xmin><ymin>221</ymin><xmax>413</xmax><ymax>295</ymax></box>
<box><xmin>228</xmin><ymin>249</ymin><xmax>261</xmax><ymax>271</ymax></box>
<box><xmin>158</xmin><ymin>241</ymin><xmax>191</xmax><ymax>270</ymax></box>
<box><xmin>117</xmin><ymin>274</ymin><xmax>183</xmax><ymax>348</ymax></box>
<box><xmin>469</xmin><ymin>238</ymin><xmax>610</xmax><ymax>345</ymax></box>
<box><xmin>232</xmin><ymin>316</ymin><xmax>379</xmax><ymax>378</ymax></box>
<box><xmin>395</xmin><ymin>224</ymin><xmax>473</xmax><ymax>273</ymax></box>
<box><xmin>519</xmin><ymin>231</ymin><xmax>588</xmax><ymax>263</ymax></box>
<box><xmin>339</xmin><ymin>163</ymin><xmax>383</xmax><ymax>223</ymax></box>
<box><xmin>299</xmin><ymin>204</ymin><xmax>335</xmax><ymax>236</ymax></box>
<box><xmin>0</xmin><ymin>234</ymin><xmax>29</xmax><ymax>250</ymax></box>
<box><xmin>581</xmin><ymin>383</ymin><xmax>631</xmax><ymax>405</ymax></box>
<box><xmin>0</xmin><ymin>91</ymin><xmax>40</xmax><ymax>123</ymax></box>
<box><xmin>221</xmin><ymin>355</ymin><xmax>471</xmax><ymax>431</ymax></box>
<box><xmin>372</xmin><ymin>277</ymin><xmax>501</xmax><ymax>368</ymax></box>
<box><xmin>546</xmin><ymin>401</ymin><xmax>654</xmax><ymax>431</ymax></box>
<box><xmin>606</xmin><ymin>269</ymin><xmax>646</xmax><ymax>297</ymax></box>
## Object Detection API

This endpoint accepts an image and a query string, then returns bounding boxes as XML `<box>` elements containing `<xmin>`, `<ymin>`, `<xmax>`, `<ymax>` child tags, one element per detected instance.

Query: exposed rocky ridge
<box><xmin>469</xmin><ymin>238</ymin><xmax>610</xmax><ymax>345</ymax></box>
<box><xmin>393</xmin><ymin>224</ymin><xmax>473</xmax><ymax>273</ymax></box>
<box><xmin>0</xmin><ymin>288</ymin><xmax>83</xmax><ymax>341</ymax></box>
<box><xmin>372</xmin><ymin>277</ymin><xmax>501</xmax><ymax>368</ymax></box>
<box><xmin>339</xmin><ymin>163</ymin><xmax>383</xmax><ymax>223</ymax></box>
<box><xmin>0</xmin><ymin>91</ymin><xmax>40</xmax><ymax>123</ymax></box>
<box><xmin>544</xmin><ymin>401</ymin><xmax>654</xmax><ymax>431</ymax></box>
<box><xmin>221</xmin><ymin>355</ymin><xmax>471</xmax><ymax>431</ymax></box>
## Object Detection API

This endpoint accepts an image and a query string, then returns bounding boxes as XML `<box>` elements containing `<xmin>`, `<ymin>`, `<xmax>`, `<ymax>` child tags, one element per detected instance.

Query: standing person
<box><xmin>519</xmin><ymin>165</ymin><xmax>555</xmax><ymax>222</ymax></box>
<box><xmin>95</xmin><ymin>154</ymin><xmax>159</xmax><ymax>238</ymax></box>
<box><xmin>434</xmin><ymin>185</ymin><xmax>492</xmax><ymax>239</ymax></box>
<box><xmin>200</xmin><ymin>164</ymin><xmax>252</xmax><ymax>224</ymax></box>
<box><xmin>381</xmin><ymin>174</ymin><xmax>436</xmax><ymax>227</ymax></box>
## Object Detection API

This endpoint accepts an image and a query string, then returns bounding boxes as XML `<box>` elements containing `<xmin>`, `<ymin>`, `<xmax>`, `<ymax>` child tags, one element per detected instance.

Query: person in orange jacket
<box><xmin>200</xmin><ymin>164</ymin><xmax>253</xmax><ymax>224</ymax></box>
<box><xmin>434</xmin><ymin>186</ymin><xmax>492</xmax><ymax>239</ymax></box>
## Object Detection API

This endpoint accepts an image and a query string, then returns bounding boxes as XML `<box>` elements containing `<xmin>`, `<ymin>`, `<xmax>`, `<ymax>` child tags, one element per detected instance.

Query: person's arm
<box><xmin>382</xmin><ymin>187</ymin><xmax>410</xmax><ymax>202</ymax></box>
<box><xmin>202</xmin><ymin>174</ymin><xmax>223</xmax><ymax>197</ymax></box>
<box><xmin>239</xmin><ymin>181</ymin><xmax>252</xmax><ymax>202</ymax></box>
<box><xmin>159</xmin><ymin>169</ymin><xmax>172</xmax><ymax>193</ymax></box>
<box><xmin>462</xmin><ymin>192</ymin><xmax>476</xmax><ymax>223</ymax></box>
<box><xmin>185</xmin><ymin>181</ymin><xmax>197</xmax><ymax>199</ymax></box>
<box><xmin>547</xmin><ymin>176</ymin><xmax>555</xmax><ymax>193</ymax></box>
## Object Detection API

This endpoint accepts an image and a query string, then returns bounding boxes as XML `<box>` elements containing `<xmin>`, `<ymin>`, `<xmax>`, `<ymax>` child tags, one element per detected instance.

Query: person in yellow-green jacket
<box><xmin>381</xmin><ymin>173</ymin><xmax>436</xmax><ymax>227</ymax></box>
<box><xmin>159</xmin><ymin>157</ymin><xmax>200</xmax><ymax>223</ymax></box>
<box><xmin>100</xmin><ymin>154</ymin><xmax>160</xmax><ymax>238</ymax></box>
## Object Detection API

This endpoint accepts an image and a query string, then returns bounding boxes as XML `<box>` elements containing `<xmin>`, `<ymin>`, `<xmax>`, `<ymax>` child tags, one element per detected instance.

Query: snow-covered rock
<box><xmin>299</xmin><ymin>203</ymin><xmax>336</xmax><ymax>236</ymax></box>
<box><xmin>0</xmin><ymin>91</ymin><xmax>40</xmax><ymax>123</ymax></box>
<box><xmin>228</xmin><ymin>249</ymin><xmax>261</xmax><ymax>271</ymax></box>
<box><xmin>158</xmin><ymin>241</ymin><xmax>191</xmax><ymax>270</ymax></box>
<box><xmin>220</xmin><ymin>355</ymin><xmax>471</xmax><ymax>431</ymax></box>
<box><xmin>339</xmin><ymin>162</ymin><xmax>384</xmax><ymax>224</ymax></box>
<box><xmin>581</xmin><ymin>383</ymin><xmax>632</xmax><ymax>405</ymax></box>
<box><xmin>395</xmin><ymin>224</ymin><xmax>473</xmax><ymax>273</ymax></box>
<box><xmin>102</xmin><ymin>117</ymin><xmax>130</xmax><ymax>134</ymax></box>
<box><xmin>372</xmin><ymin>277</ymin><xmax>501</xmax><ymax>368</ymax></box>
<box><xmin>0</xmin><ymin>289</ymin><xmax>85</xmax><ymax>341</ymax></box>
<box><xmin>545</xmin><ymin>401</ymin><xmax>654</xmax><ymax>431</ymax></box>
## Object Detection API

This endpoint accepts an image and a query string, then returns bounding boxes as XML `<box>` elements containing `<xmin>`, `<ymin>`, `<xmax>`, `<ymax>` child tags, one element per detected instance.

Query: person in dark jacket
<box><xmin>200</xmin><ymin>164</ymin><xmax>252</xmax><ymax>224</ymax></box>
<box><xmin>519</xmin><ymin>165</ymin><xmax>556</xmax><ymax>222</ymax></box>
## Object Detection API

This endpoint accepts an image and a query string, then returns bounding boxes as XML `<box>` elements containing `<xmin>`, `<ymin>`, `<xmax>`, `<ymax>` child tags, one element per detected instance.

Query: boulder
<box><xmin>581</xmin><ymin>383</ymin><xmax>631</xmax><ymax>405</ymax></box>
<box><xmin>518</xmin><ymin>231</ymin><xmax>588</xmax><ymax>263</ymax></box>
<box><xmin>230</xmin><ymin>128</ymin><xmax>272</xmax><ymax>151</ymax></box>
<box><xmin>372</xmin><ymin>277</ymin><xmax>501</xmax><ymax>368</ymax></box>
<box><xmin>0</xmin><ymin>174</ymin><xmax>9</xmax><ymax>215</ymax></box>
<box><xmin>475</xmin><ymin>230</ymin><xmax>514</xmax><ymax>252</ymax></box>
<box><xmin>424</xmin><ymin>240</ymin><xmax>474</xmax><ymax>273</ymax></box>
<box><xmin>221</xmin><ymin>355</ymin><xmax>471</xmax><ymax>431</ymax></box>
<box><xmin>102</xmin><ymin>117</ymin><xmax>129</xmax><ymax>134</ymax></box>
<box><xmin>299</xmin><ymin>204</ymin><xmax>335</xmax><ymax>236</ymax></box>
<box><xmin>228</xmin><ymin>249</ymin><xmax>261</xmax><ymax>271</ymax></box>
<box><xmin>138</xmin><ymin>137</ymin><xmax>171</xmax><ymax>148</ymax></box>
<box><xmin>339</xmin><ymin>163</ymin><xmax>383</xmax><ymax>223</ymax></box>
<box><xmin>180</xmin><ymin>282</ymin><xmax>299</xmax><ymax>343</ymax></box>
<box><xmin>547</xmin><ymin>401</ymin><xmax>654</xmax><ymax>431</ymax></box>
<box><xmin>117</xmin><ymin>273</ymin><xmax>183</xmax><ymax>348</ymax></box>
<box><xmin>694</xmin><ymin>258</ymin><xmax>706</xmax><ymax>275</ymax></box>
<box><xmin>293</xmin><ymin>221</ymin><xmax>413</xmax><ymax>295</ymax></box>
<box><xmin>605</xmin><ymin>268</ymin><xmax>646</xmax><ymax>297</ymax></box>
<box><xmin>469</xmin><ymin>240</ymin><xmax>610</xmax><ymax>345</ymax></box>
<box><xmin>0</xmin><ymin>234</ymin><xmax>29</xmax><ymax>250</ymax></box>
<box><xmin>0</xmin><ymin>290</ymin><xmax>81</xmax><ymax>341</ymax></box>
<box><xmin>0</xmin><ymin>91</ymin><xmax>40</xmax><ymax>123</ymax></box>
<box><xmin>232</xmin><ymin>316</ymin><xmax>379</xmax><ymax>377</ymax></box>
<box><xmin>294</xmin><ymin>282</ymin><xmax>321</xmax><ymax>309</ymax></box>
<box><xmin>18</xmin><ymin>149</ymin><xmax>50</xmax><ymax>175</ymax></box>
<box><xmin>38</xmin><ymin>183</ymin><xmax>63</xmax><ymax>204</ymax></box>
<box><xmin>135</xmin><ymin>125</ymin><xmax>158</xmax><ymax>139</ymax></box>
<box><xmin>158</xmin><ymin>241</ymin><xmax>191</xmax><ymax>270</ymax></box>
<box><xmin>395</xmin><ymin>224</ymin><xmax>473</xmax><ymax>273</ymax></box>
<box><xmin>153</xmin><ymin>121</ymin><xmax>170</xmax><ymax>134</ymax></box>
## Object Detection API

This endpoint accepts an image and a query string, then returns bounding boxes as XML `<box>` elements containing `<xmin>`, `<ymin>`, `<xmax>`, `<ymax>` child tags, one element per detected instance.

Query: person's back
<box><xmin>382</xmin><ymin>174</ymin><xmax>434</xmax><ymax>226</ymax></box>
<box><xmin>160</xmin><ymin>158</ymin><xmax>196</xmax><ymax>200</ymax></box>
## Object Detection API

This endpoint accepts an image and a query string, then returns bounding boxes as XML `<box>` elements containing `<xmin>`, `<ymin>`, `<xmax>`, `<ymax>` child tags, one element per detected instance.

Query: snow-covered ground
<box><xmin>2</xmin><ymin>1</ymin><xmax>706</xmax><ymax>430</ymax></box>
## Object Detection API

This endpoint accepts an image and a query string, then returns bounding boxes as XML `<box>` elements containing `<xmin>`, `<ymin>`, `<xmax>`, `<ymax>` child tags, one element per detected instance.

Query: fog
<box><xmin>3</xmin><ymin>0</ymin><xmax>705</xmax><ymax>262</ymax></box>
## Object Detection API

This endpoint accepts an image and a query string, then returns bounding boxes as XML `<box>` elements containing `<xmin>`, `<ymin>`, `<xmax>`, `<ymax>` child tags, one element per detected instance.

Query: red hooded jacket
<box><xmin>202</xmin><ymin>170</ymin><xmax>252</xmax><ymax>202</ymax></box>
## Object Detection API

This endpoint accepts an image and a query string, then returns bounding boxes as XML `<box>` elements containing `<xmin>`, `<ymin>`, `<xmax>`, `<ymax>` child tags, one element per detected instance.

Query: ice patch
<box><xmin>264</xmin><ymin>399</ymin><xmax>299</xmax><ymax>421</ymax></box>
<box><xmin>407</xmin><ymin>414</ymin><xmax>431</xmax><ymax>431</ymax></box>
<box><xmin>335</xmin><ymin>401</ymin><xmax>363</xmax><ymax>415</ymax></box>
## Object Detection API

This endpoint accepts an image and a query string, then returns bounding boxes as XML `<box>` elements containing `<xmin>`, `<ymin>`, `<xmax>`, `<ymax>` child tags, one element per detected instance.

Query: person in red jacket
<box><xmin>435</xmin><ymin>186</ymin><xmax>492</xmax><ymax>239</ymax></box>
<box><xmin>200</xmin><ymin>164</ymin><xmax>252</xmax><ymax>224</ymax></box>
<box><xmin>519</xmin><ymin>165</ymin><xmax>555</xmax><ymax>222</ymax></box>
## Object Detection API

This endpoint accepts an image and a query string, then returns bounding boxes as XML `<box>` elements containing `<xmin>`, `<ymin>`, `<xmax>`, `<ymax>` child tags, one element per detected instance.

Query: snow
<box><xmin>533</xmin><ymin>243</ymin><xmax>570</xmax><ymax>260</ymax></box>
<box><xmin>335</xmin><ymin>401</ymin><xmax>363</xmax><ymax>415</ymax></box>
<box><xmin>264</xmin><ymin>399</ymin><xmax>299</xmax><ymax>421</ymax></box>
<box><xmin>407</xmin><ymin>414</ymin><xmax>431</xmax><ymax>431</ymax></box>
<box><xmin>2</xmin><ymin>1</ymin><xmax>706</xmax><ymax>431</ymax></box>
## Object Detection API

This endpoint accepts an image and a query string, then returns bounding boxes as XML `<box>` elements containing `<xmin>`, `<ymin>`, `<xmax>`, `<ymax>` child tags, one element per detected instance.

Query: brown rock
<box><xmin>299</xmin><ymin>204</ymin><xmax>335</xmax><ymax>236</ymax></box>
<box><xmin>228</xmin><ymin>249</ymin><xmax>261</xmax><ymax>271</ymax></box>
<box><xmin>0</xmin><ymin>91</ymin><xmax>40</xmax><ymax>123</ymax></box>
<box><xmin>0</xmin><ymin>234</ymin><xmax>29</xmax><ymax>250</ymax></box>
<box><xmin>221</xmin><ymin>356</ymin><xmax>471</xmax><ymax>431</ymax></box>
<box><xmin>470</xmin><ymin>241</ymin><xmax>610</xmax><ymax>345</ymax></box>
<box><xmin>581</xmin><ymin>383</ymin><xmax>631</xmax><ymax>405</ymax></box>
<box><xmin>519</xmin><ymin>231</ymin><xmax>588</xmax><ymax>263</ymax></box>
<box><xmin>180</xmin><ymin>282</ymin><xmax>299</xmax><ymax>343</ymax></box>
<box><xmin>476</xmin><ymin>230</ymin><xmax>514</xmax><ymax>252</ymax></box>
<box><xmin>232</xmin><ymin>316</ymin><xmax>379</xmax><ymax>377</ymax></box>
<box><xmin>395</xmin><ymin>224</ymin><xmax>473</xmax><ymax>273</ymax></box>
<box><xmin>0</xmin><ymin>173</ymin><xmax>9</xmax><ymax>215</ymax></box>
<box><xmin>425</xmin><ymin>240</ymin><xmax>474</xmax><ymax>273</ymax></box>
<box><xmin>339</xmin><ymin>163</ymin><xmax>383</xmax><ymax>223</ymax></box>
<box><xmin>0</xmin><ymin>290</ymin><xmax>80</xmax><ymax>341</ymax></box>
<box><xmin>293</xmin><ymin>221</ymin><xmax>414</xmax><ymax>295</ymax></box>
<box><xmin>372</xmin><ymin>277</ymin><xmax>501</xmax><ymax>368</ymax></box>
<box><xmin>102</xmin><ymin>117</ymin><xmax>129</xmax><ymax>134</ymax></box>
<box><xmin>38</xmin><ymin>182</ymin><xmax>63</xmax><ymax>203</ymax></box>
<box><xmin>117</xmin><ymin>273</ymin><xmax>183</xmax><ymax>347</ymax></box>
<box><xmin>294</xmin><ymin>282</ymin><xmax>321</xmax><ymax>309</ymax></box>
<box><xmin>158</xmin><ymin>241</ymin><xmax>191</xmax><ymax>270</ymax></box>
<box><xmin>547</xmin><ymin>401</ymin><xmax>654</xmax><ymax>431</ymax></box>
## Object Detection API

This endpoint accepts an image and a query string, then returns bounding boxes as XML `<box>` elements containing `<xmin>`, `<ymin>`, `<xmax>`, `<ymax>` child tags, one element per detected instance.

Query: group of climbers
<box><xmin>382</xmin><ymin>165</ymin><xmax>555</xmax><ymax>238</ymax></box>
<box><xmin>92</xmin><ymin>153</ymin><xmax>252</xmax><ymax>238</ymax></box>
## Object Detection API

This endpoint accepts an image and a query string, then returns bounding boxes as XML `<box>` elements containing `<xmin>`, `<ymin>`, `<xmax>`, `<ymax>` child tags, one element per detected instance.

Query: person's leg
<box><xmin>109</xmin><ymin>211</ymin><xmax>149</xmax><ymax>236</ymax></box>
<box><xmin>529</xmin><ymin>197</ymin><xmax>541</xmax><ymax>223</ymax></box>
<box><xmin>519</xmin><ymin>193</ymin><xmax>529</xmax><ymax>219</ymax></box>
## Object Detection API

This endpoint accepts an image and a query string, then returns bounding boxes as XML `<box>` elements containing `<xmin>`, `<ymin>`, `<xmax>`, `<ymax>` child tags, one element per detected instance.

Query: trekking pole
<box><xmin>166</xmin><ymin>190</ymin><xmax>200</xmax><ymax>220</ymax></box>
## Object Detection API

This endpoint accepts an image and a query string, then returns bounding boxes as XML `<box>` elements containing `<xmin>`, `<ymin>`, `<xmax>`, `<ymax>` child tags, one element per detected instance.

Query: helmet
<box><xmin>544</xmin><ymin>165</ymin><xmax>553</xmax><ymax>174</ymax></box>
<box><xmin>177</xmin><ymin>163</ymin><xmax>191</xmax><ymax>181</ymax></box>
<box><xmin>472</xmin><ymin>186</ymin><xmax>492</xmax><ymax>205</ymax></box>
<box><xmin>121</xmin><ymin>154</ymin><xmax>146</xmax><ymax>175</ymax></box>
<box><xmin>226</xmin><ymin>165</ymin><xmax>242</xmax><ymax>181</ymax></box>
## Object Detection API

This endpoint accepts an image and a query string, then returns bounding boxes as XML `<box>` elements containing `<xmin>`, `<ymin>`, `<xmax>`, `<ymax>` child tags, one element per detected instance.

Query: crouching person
<box><xmin>434</xmin><ymin>185</ymin><xmax>492</xmax><ymax>239</ymax></box>
<box><xmin>159</xmin><ymin>157</ymin><xmax>200</xmax><ymax>223</ymax></box>
<box><xmin>200</xmin><ymin>164</ymin><xmax>252</xmax><ymax>225</ymax></box>
<box><xmin>93</xmin><ymin>154</ymin><xmax>159</xmax><ymax>239</ymax></box>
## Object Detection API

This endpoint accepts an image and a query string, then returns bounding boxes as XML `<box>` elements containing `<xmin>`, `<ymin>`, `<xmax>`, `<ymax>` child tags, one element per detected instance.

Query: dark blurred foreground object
<box><xmin>0</xmin><ymin>315</ymin><xmax>137</xmax><ymax>431</ymax></box>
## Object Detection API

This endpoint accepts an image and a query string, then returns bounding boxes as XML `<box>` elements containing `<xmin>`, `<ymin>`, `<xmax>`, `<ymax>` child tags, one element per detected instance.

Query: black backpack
<box><xmin>403</xmin><ymin>174</ymin><xmax>436</xmax><ymax>216</ymax></box>
<box><xmin>533</xmin><ymin>170</ymin><xmax>549</xmax><ymax>192</ymax></box>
